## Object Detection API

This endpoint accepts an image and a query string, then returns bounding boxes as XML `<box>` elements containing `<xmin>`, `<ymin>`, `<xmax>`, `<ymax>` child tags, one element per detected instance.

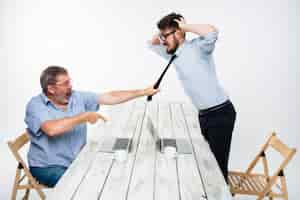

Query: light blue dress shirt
<box><xmin>24</xmin><ymin>90</ymin><xmax>99</xmax><ymax>167</ymax></box>
<box><xmin>149</xmin><ymin>31</ymin><xmax>229</xmax><ymax>110</ymax></box>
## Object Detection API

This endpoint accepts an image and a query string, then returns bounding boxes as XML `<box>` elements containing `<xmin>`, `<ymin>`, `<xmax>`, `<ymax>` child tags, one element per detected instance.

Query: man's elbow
<box><xmin>41</xmin><ymin>123</ymin><xmax>59</xmax><ymax>137</ymax></box>
<box><xmin>209</xmin><ymin>25</ymin><xmax>218</xmax><ymax>33</ymax></box>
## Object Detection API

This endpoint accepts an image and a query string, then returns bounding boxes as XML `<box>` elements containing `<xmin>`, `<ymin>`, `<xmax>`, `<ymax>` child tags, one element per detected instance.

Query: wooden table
<box><xmin>47</xmin><ymin>101</ymin><xmax>232</xmax><ymax>200</ymax></box>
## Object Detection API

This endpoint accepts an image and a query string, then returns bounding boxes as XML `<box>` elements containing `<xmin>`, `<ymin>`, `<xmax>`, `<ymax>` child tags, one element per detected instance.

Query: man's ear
<box><xmin>47</xmin><ymin>85</ymin><xmax>55</xmax><ymax>95</ymax></box>
<box><xmin>175</xmin><ymin>29</ymin><xmax>185</xmax><ymax>39</ymax></box>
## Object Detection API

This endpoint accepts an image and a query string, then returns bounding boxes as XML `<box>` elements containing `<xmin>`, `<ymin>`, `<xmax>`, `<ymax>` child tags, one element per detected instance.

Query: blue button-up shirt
<box><xmin>149</xmin><ymin>31</ymin><xmax>228</xmax><ymax>110</ymax></box>
<box><xmin>24</xmin><ymin>90</ymin><xmax>100</xmax><ymax>167</ymax></box>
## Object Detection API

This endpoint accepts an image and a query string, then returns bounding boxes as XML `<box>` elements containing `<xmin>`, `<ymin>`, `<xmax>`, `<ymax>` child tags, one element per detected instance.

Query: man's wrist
<box><xmin>77</xmin><ymin>112</ymin><xmax>88</xmax><ymax>123</ymax></box>
<box><xmin>178</xmin><ymin>23</ymin><xmax>188</xmax><ymax>32</ymax></box>
<box><xmin>137</xmin><ymin>89</ymin><xmax>146</xmax><ymax>97</ymax></box>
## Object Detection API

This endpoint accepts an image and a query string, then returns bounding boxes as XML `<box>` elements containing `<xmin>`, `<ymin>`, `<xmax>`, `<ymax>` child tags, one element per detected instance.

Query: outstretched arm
<box><xmin>98</xmin><ymin>86</ymin><xmax>159</xmax><ymax>105</ymax></box>
<box><xmin>41</xmin><ymin>112</ymin><xmax>107</xmax><ymax>137</ymax></box>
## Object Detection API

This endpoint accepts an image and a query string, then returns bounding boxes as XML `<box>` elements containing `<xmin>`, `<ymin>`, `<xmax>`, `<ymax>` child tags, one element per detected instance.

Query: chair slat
<box><xmin>240</xmin><ymin>177</ymin><xmax>252</xmax><ymax>191</ymax></box>
<box><xmin>8</xmin><ymin>132</ymin><xmax>29</xmax><ymax>151</ymax></box>
<box><xmin>269</xmin><ymin>135</ymin><xmax>293</xmax><ymax>158</ymax></box>
<box><xmin>249</xmin><ymin>176</ymin><xmax>263</xmax><ymax>192</ymax></box>
<box><xmin>244</xmin><ymin>176</ymin><xmax>257</xmax><ymax>192</ymax></box>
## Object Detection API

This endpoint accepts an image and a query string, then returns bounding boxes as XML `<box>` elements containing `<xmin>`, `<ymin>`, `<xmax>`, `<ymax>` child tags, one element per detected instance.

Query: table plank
<box><xmin>93</xmin><ymin>102</ymin><xmax>135</xmax><ymax>152</ymax></box>
<box><xmin>72</xmin><ymin>153</ymin><xmax>113</xmax><ymax>200</ymax></box>
<box><xmin>99</xmin><ymin>102</ymin><xmax>146</xmax><ymax>200</ymax></box>
<box><xmin>181</xmin><ymin>103</ymin><xmax>232</xmax><ymax>200</ymax></box>
<box><xmin>126</xmin><ymin>102</ymin><xmax>156</xmax><ymax>200</ymax></box>
<box><xmin>170</xmin><ymin>103</ymin><xmax>206</xmax><ymax>200</ymax></box>
<box><xmin>154</xmin><ymin>102</ymin><xmax>180</xmax><ymax>200</ymax></box>
<box><xmin>47</xmin><ymin>141</ymin><xmax>98</xmax><ymax>200</ymax></box>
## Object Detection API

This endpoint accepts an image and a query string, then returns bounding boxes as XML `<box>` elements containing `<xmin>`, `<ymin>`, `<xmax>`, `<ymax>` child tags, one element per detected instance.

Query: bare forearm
<box><xmin>99</xmin><ymin>90</ymin><xmax>145</xmax><ymax>105</ymax></box>
<box><xmin>41</xmin><ymin>113</ymin><xmax>87</xmax><ymax>137</ymax></box>
<box><xmin>180</xmin><ymin>24</ymin><xmax>217</xmax><ymax>36</ymax></box>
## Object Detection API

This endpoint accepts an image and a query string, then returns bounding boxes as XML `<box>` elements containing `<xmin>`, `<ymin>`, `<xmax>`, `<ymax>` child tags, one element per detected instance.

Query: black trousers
<box><xmin>198</xmin><ymin>101</ymin><xmax>236</xmax><ymax>182</ymax></box>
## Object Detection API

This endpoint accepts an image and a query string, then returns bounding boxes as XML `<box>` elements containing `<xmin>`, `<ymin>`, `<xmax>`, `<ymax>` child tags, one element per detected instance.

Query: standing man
<box><xmin>25</xmin><ymin>65</ymin><xmax>159</xmax><ymax>187</ymax></box>
<box><xmin>148</xmin><ymin>13</ymin><xmax>236</xmax><ymax>182</ymax></box>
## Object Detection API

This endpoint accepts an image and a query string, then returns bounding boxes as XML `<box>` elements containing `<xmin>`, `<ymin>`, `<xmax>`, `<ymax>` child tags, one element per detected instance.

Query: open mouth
<box><xmin>66</xmin><ymin>90</ymin><xmax>72</xmax><ymax>98</ymax></box>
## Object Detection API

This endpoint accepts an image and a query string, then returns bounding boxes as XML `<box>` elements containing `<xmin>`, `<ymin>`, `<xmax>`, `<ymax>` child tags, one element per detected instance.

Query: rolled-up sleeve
<box><xmin>78</xmin><ymin>91</ymin><xmax>100</xmax><ymax>112</ymax></box>
<box><xmin>194</xmin><ymin>31</ymin><xmax>218</xmax><ymax>54</ymax></box>
<box><xmin>147</xmin><ymin>41</ymin><xmax>171</xmax><ymax>60</ymax></box>
<box><xmin>25</xmin><ymin>100</ymin><xmax>51</xmax><ymax>137</ymax></box>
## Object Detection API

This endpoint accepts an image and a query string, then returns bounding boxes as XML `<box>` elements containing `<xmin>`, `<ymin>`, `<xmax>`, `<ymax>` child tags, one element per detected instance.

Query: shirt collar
<box><xmin>41</xmin><ymin>93</ymin><xmax>51</xmax><ymax>104</ymax></box>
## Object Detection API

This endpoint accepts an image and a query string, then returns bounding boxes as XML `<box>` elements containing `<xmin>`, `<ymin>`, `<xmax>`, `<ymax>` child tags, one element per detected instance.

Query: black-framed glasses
<box><xmin>55</xmin><ymin>79</ymin><xmax>72</xmax><ymax>87</ymax></box>
<box><xmin>159</xmin><ymin>30</ymin><xmax>176</xmax><ymax>41</ymax></box>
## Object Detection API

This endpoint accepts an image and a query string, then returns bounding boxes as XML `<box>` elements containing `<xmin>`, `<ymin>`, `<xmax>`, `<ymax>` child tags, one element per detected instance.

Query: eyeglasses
<box><xmin>55</xmin><ymin>79</ymin><xmax>72</xmax><ymax>87</ymax></box>
<box><xmin>159</xmin><ymin>30</ymin><xmax>176</xmax><ymax>41</ymax></box>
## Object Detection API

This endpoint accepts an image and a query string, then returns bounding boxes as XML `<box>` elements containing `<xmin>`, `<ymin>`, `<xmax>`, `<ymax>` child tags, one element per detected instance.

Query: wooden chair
<box><xmin>7</xmin><ymin>132</ymin><xmax>48</xmax><ymax>200</ymax></box>
<box><xmin>228</xmin><ymin>132</ymin><xmax>296</xmax><ymax>200</ymax></box>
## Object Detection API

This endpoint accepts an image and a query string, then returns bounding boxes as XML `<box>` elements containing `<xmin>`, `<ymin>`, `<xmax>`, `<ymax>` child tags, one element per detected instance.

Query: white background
<box><xmin>0</xmin><ymin>0</ymin><xmax>299</xmax><ymax>199</ymax></box>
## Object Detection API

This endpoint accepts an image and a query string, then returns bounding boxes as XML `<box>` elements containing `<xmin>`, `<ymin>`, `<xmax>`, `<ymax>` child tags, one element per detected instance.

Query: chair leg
<box><xmin>31</xmin><ymin>182</ymin><xmax>46</xmax><ymax>200</ymax></box>
<box><xmin>22</xmin><ymin>180</ymin><xmax>31</xmax><ymax>200</ymax></box>
<box><xmin>230</xmin><ymin>189</ymin><xmax>235</xmax><ymax>197</ymax></box>
<box><xmin>36</xmin><ymin>188</ymin><xmax>46</xmax><ymax>200</ymax></box>
<box><xmin>280</xmin><ymin>176</ymin><xmax>288</xmax><ymax>200</ymax></box>
<box><xmin>11</xmin><ymin>167</ymin><xmax>21</xmax><ymax>200</ymax></box>
<box><xmin>268</xmin><ymin>190</ymin><xmax>273</xmax><ymax>200</ymax></box>
<box><xmin>257</xmin><ymin>196</ymin><xmax>265</xmax><ymax>200</ymax></box>
<box><xmin>257</xmin><ymin>193</ymin><xmax>267</xmax><ymax>200</ymax></box>
<box><xmin>22</xmin><ymin>189</ymin><xmax>30</xmax><ymax>200</ymax></box>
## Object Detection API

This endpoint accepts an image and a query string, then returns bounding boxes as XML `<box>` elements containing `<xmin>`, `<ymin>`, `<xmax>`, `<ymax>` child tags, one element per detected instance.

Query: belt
<box><xmin>199</xmin><ymin>100</ymin><xmax>231</xmax><ymax>116</ymax></box>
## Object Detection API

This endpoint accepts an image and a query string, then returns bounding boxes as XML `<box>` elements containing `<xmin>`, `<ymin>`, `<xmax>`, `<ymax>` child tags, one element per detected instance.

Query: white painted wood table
<box><xmin>47</xmin><ymin>101</ymin><xmax>232</xmax><ymax>200</ymax></box>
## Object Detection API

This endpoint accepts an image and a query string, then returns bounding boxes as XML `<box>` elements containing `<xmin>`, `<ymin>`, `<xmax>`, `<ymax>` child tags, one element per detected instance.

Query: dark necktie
<box><xmin>147</xmin><ymin>54</ymin><xmax>177</xmax><ymax>101</ymax></box>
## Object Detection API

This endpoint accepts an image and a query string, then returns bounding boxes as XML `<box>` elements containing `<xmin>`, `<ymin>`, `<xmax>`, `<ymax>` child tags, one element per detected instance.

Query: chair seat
<box><xmin>229</xmin><ymin>171</ymin><xmax>268</xmax><ymax>195</ymax></box>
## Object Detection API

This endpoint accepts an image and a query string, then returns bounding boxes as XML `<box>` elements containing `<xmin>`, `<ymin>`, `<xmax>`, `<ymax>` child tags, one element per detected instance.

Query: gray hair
<box><xmin>40</xmin><ymin>66</ymin><xmax>68</xmax><ymax>94</ymax></box>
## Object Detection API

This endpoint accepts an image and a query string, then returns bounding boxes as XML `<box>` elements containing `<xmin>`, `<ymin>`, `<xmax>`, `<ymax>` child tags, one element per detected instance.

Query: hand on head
<box><xmin>174</xmin><ymin>17</ymin><xmax>186</xmax><ymax>29</ymax></box>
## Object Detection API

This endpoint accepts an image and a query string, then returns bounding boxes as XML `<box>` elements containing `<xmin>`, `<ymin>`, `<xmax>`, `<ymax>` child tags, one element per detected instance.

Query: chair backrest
<box><xmin>267</xmin><ymin>133</ymin><xmax>296</xmax><ymax>177</ymax></box>
<box><xmin>7</xmin><ymin>132</ymin><xmax>30</xmax><ymax>170</ymax></box>
<box><xmin>8</xmin><ymin>132</ymin><xmax>29</xmax><ymax>151</ymax></box>
<box><xmin>246</xmin><ymin>132</ymin><xmax>296</xmax><ymax>178</ymax></box>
